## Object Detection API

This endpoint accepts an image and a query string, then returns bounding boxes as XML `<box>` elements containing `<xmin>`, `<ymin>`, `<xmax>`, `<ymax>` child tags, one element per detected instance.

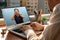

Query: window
<box><xmin>27</xmin><ymin>2</ymin><xmax>29</xmax><ymax>4</ymax></box>
<box><xmin>0</xmin><ymin>0</ymin><xmax>7</xmax><ymax>18</ymax></box>
<box><xmin>27</xmin><ymin>9</ymin><xmax>30</xmax><ymax>11</ymax></box>
<box><xmin>27</xmin><ymin>6</ymin><xmax>30</xmax><ymax>8</ymax></box>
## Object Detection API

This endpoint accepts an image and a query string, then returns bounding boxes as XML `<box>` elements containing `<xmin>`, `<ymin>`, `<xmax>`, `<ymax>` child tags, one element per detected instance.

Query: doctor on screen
<box><xmin>11</xmin><ymin>8</ymin><xmax>25</xmax><ymax>24</ymax></box>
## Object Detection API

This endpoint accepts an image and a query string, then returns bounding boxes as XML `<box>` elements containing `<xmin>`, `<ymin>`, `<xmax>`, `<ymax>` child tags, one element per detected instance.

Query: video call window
<box><xmin>1</xmin><ymin>7</ymin><xmax>30</xmax><ymax>26</ymax></box>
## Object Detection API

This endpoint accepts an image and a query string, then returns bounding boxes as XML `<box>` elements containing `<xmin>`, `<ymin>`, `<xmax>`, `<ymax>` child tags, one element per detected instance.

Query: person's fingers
<box><xmin>31</xmin><ymin>22</ymin><xmax>37</xmax><ymax>27</ymax></box>
<box><xmin>31</xmin><ymin>22</ymin><xmax>40</xmax><ymax>28</ymax></box>
<box><xmin>30</xmin><ymin>22</ymin><xmax>44</xmax><ymax>31</ymax></box>
<box><xmin>24</xmin><ymin>25</ymin><xmax>32</xmax><ymax>29</ymax></box>
<box><xmin>20</xmin><ymin>25</ymin><xmax>33</xmax><ymax>32</ymax></box>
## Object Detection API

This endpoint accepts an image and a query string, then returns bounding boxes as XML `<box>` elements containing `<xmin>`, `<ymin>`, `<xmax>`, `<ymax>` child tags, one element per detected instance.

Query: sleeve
<box><xmin>38</xmin><ymin>31</ymin><xmax>46</xmax><ymax>40</ymax></box>
<box><xmin>39</xmin><ymin>25</ymin><xmax>51</xmax><ymax>40</ymax></box>
<box><xmin>24</xmin><ymin>29</ymin><xmax>40</xmax><ymax>40</ymax></box>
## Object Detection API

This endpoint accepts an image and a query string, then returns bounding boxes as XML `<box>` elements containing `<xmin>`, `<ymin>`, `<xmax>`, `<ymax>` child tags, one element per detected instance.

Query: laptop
<box><xmin>1</xmin><ymin>7</ymin><xmax>31</xmax><ymax>38</ymax></box>
<box><xmin>1</xmin><ymin>7</ymin><xmax>41</xmax><ymax>38</ymax></box>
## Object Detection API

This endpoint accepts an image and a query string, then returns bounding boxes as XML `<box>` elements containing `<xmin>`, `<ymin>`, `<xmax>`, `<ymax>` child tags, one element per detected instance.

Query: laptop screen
<box><xmin>1</xmin><ymin>7</ymin><xmax>30</xmax><ymax>26</ymax></box>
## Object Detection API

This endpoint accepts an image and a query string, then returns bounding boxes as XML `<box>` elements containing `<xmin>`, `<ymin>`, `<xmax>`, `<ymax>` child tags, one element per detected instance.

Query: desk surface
<box><xmin>6</xmin><ymin>32</ymin><xmax>26</xmax><ymax>40</ymax></box>
<box><xmin>0</xmin><ymin>26</ymin><xmax>26</xmax><ymax>40</ymax></box>
<box><xmin>0</xmin><ymin>23</ymin><xmax>47</xmax><ymax>40</ymax></box>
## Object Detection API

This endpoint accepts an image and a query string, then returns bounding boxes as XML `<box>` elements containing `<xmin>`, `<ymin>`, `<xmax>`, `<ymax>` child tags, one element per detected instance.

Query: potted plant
<box><xmin>41</xmin><ymin>17</ymin><xmax>47</xmax><ymax>25</ymax></box>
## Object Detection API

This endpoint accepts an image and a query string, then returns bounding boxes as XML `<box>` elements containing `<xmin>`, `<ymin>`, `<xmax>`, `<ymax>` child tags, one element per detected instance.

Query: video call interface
<box><xmin>1</xmin><ymin>7</ymin><xmax>30</xmax><ymax>26</ymax></box>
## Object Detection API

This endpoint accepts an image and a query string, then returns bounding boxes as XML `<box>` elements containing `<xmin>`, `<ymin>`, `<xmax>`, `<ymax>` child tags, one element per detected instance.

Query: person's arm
<box><xmin>19</xmin><ymin>14</ymin><xmax>25</xmax><ymax>18</ymax></box>
<box><xmin>38</xmin><ymin>31</ymin><xmax>46</xmax><ymax>40</ymax></box>
<box><xmin>11</xmin><ymin>15</ymin><xmax>14</xmax><ymax>20</ymax></box>
<box><xmin>20</xmin><ymin>25</ymin><xmax>40</xmax><ymax>40</ymax></box>
<box><xmin>24</xmin><ymin>29</ymin><xmax>40</xmax><ymax>40</ymax></box>
<box><xmin>25</xmin><ymin>25</ymin><xmax>47</xmax><ymax>40</ymax></box>
<box><xmin>24</xmin><ymin>22</ymin><xmax>44</xmax><ymax>40</ymax></box>
<box><xmin>38</xmin><ymin>25</ymin><xmax>52</xmax><ymax>40</ymax></box>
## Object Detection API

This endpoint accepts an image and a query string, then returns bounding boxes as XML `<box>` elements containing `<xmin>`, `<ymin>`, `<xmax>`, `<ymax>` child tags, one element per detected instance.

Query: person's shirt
<box><xmin>40</xmin><ymin>21</ymin><xmax>60</xmax><ymax>40</ymax></box>
<box><xmin>14</xmin><ymin>15</ymin><xmax>23</xmax><ymax>24</ymax></box>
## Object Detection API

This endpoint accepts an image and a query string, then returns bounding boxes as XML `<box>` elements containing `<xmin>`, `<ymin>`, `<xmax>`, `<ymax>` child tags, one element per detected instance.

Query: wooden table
<box><xmin>6</xmin><ymin>31</ymin><xmax>42</xmax><ymax>40</ymax></box>
<box><xmin>2</xmin><ymin>22</ymin><xmax>45</xmax><ymax>40</ymax></box>
<box><xmin>6</xmin><ymin>32</ymin><xmax>26</xmax><ymax>40</ymax></box>
<box><xmin>0</xmin><ymin>27</ymin><xmax>26</xmax><ymax>40</ymax></box>
<box><xmin>5</xmin><ymin>25</ymin><xmax>47</xmax><ymax>40</ymax></box>
<box><xmin>5</xmin><ymin>24</ymin><xmax>28</xmax><ymax>40</ymax></box>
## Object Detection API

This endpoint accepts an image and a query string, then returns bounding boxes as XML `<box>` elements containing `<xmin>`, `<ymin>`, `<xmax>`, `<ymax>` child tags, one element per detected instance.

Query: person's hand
<box><xmin>19</xmin><ymin>14</ymin><xmax>25</xmax><ymax>18</ymax></box>
<box><xmin>31</xmin><ymin>22</ymin><xmax>44</xmax><ymax>31</ymax></box>
<box><xmin>20</xmin><ymin>25</ymin><xmax>32</xmax><ymax>32</ymax></box>
<box><xmin>11</xmin><ymin>15</ymin><xmax>14</xmax><ymax>20</ymax></box>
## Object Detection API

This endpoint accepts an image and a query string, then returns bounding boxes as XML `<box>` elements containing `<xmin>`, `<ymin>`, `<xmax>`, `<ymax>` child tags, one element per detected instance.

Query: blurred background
<box><xmin>0</xmin><ymin>0</ymin><xmax>60</xmax><ymax>26</ymax></box>
<box><xmin>0</xmin><ymin>0</ymin><xmax>50</xmax><ymax>18</ymax></box>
